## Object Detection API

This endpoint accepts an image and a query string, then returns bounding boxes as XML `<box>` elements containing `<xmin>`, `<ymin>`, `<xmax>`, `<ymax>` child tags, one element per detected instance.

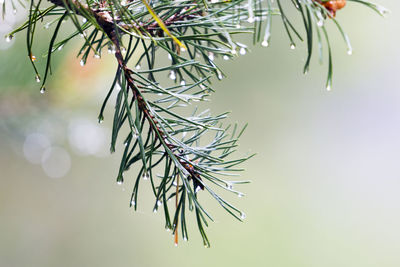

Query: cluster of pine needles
<box><xmin>3</xmin><ymin>0</ymin><xmax>387</xmax><ymax>246</ymax></box>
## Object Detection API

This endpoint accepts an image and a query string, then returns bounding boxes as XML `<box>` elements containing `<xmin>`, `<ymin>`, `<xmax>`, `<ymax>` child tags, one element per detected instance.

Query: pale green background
<box><xmin>1</xmin><ymin>1</ymin><xmax>400</xmax><ymax>266</ymax></box>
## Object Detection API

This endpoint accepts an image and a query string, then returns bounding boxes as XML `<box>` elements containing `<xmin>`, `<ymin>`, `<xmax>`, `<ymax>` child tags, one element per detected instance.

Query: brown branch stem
<box><xmin>47</xmin><ymin>0</ymin><xmax>205</xmax><ymax>197</ymax></box>
<box><xmin>107</xmin><ymin>25</ymin><xmax>203</xmax><ymax>190</ymax></box>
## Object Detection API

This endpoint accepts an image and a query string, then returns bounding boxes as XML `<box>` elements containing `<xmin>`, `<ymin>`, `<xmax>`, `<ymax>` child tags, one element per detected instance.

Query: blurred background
<box><xmin>1</xmin><ymin>1</ymin><xmax>400</xmax><ymax>266</ymax></box>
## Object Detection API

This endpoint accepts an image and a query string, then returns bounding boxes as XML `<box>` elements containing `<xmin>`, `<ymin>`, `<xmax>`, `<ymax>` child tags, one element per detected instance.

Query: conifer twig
<box><xmin>4</xmin><ymin>0</ymin><xmax>386</xmax><ymax>246</ymax></box>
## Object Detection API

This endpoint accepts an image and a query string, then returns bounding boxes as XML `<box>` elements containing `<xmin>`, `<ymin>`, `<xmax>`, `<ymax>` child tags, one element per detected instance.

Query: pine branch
<box><xmin>3</xmin><ymin>0</ymin><xmax>387</xmax><ymax>246</ymax></box>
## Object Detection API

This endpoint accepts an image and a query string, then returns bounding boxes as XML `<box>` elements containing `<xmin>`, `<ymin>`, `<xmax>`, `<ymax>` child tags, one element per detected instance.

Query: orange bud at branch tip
<box><xmin>316</xmin><ymin>0</ymin><xmax>346</xmax><ymax>17</ymax></box>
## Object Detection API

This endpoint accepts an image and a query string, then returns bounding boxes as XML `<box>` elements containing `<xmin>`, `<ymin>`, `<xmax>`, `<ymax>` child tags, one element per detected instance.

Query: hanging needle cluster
<box><xmin>4</xmin><ymin>0</ymin><xmax>387</xmax><ymax>246</ymax></box>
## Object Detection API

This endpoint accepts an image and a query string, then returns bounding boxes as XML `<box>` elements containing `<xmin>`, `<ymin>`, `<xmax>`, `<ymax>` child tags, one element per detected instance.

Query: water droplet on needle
<box><xmin>347</xmin><ymin>49</ymin><xmax>353</xmax><ymax>55</ymax></box>
<box><xmin>169</xmin><ymin>70</ymin><xmax>176</xmax><ymax>80</ymax></box>
<box><xmin>208</xmin><ymin>52</ymin><xmax>214</xmax><ymax>61</ymax></box>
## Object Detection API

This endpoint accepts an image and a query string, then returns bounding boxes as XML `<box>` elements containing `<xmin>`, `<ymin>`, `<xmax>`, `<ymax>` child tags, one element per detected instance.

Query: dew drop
<box><xmin>58</xmin><ymin>45</ymin><xmax>64</xmax><ymax>51</ymax></box>
<box><xmin>153</xmin><ymin>208</ymin><xmax>158</xmax><ymax>213</ymax></box>
<box><xmin>40</xmin><ymin>86</ymin><xmax>45</xmax><ymax>94</ymax></box>
<box><xmin>261</xmin><ymin>40</ymin><xmax>269</xmax><ymax>47</ymax></box>
<box><xmin>180</xmin><ymin>47</ymin><xmax>186</xmax><ymax>52</ymax></box>
<box><xmin>94</xmin><ymin>53</ymin><xmax>100</xmax><ymax>59</ymax></box>
<box><xmin>238</xmin><ymin>192</ymin><xmax>244</xmax><ymax>198</ymax></box>
<box><xmin>135</xmin><ymin>64</ymin><xmax>141</xmax><ymax>70</ymax></box>
<box><xmin>235</xmin><ymin>24</ymin><xmax>241</xmax><ymax>29</ymax></box>
<box><xmin>108</xmin><ymin>46</ymin><xmax>116</xmax><ymax>54</ymax></box>
<box><xmin>121</xmin><ymin>47</ymin><xmax>126</xmax><ymax>54</ymax></box>
<box><xmin>130</xmin><ymin>200</ymin><xmax>136</xmax><ymax>206</ymax></box>
<box><xmin>30</xmin><ymin>54</ymin><xmax>37</xmax><ymax>62</ymax></box>
<box><xmin>143</xmin><ymin>172</ymin><xmax>150</xmax><ymax>180</ymax></box>
<box><xmin>117</xmin><ymin>180</ymin><xmax>123</xmax><ymax>185</ymax></box>
<box><xmin>217</xmin><ymin>71</ymin><xmax>223</xmax><ymax>80</ymax></box>
<box><xmin>239</xmin><ymin>47</ymin><xmax>246</xmax><ymax>55</ymax></box>
<box><xmin>240</xmin><ymin>212</ymin><xmax>246</xmax><ymax>219</ymax></box>
<box><xmin>347</xmin><ymin>49</ymin><xmax>353</xmax><ymax>55</ymax></box>
<box><xmin>377</xmin><ymin>6</ymin><xmax>389</xmax><ymax>16</ymax></box>
<box><xmin>82</xmin><ymin>17</ymin><xmax>87</xmax><ymax>23</ymax></box>
<box><xmin>223</xmin><ymin>55</ymin><xmax>229</xmax><ymax>60</ymax></box>
<box><xmin>168</xmin><ymin>53</ymin><xmax>172</xmax><ymax>60</ymax></box>
<box><xmin>290</xmin><ymin>43</ymin><xmax>296</xmax><ymax>50</ymax></box>
<box><xmin>226</xmin><ymin>183</ymin><xmax>233</xmax><ymax>190</ymax></box>
<box><xmin>208</xmin><ymin>52</ymin><xmax>214</xmax><ymax>61</ymax></box>
<box><xmin>169</xmin><ymin>70</ymin><xmax>176</xmax><ymax>80</ymax></box>
<box><xmin>195</xmin><ymin>186</ymin><xmax>202</xmax><ymax>193</ymax></box>
<box><xmin>183</xmin><ymin>237</ymin><xmax>188</xmax><ymax>241</ymax></box>
<box><xmin>13</xmin><ymin>8</ymin><xmax>17</xmax><ymax>14</ymax></box>
<box><xmin>247</xmin><ymin>16</ymin><xmax>255</xmax><ymax>23</ymax></box>
<box><xmin>35</xmin><ymin>75</ymin><xmax>41</xmax><ymax>83</ymax></box>
<box><xmin>231</xmin><ymin>49</ymin><xmax>237</xmax><ymax>55</ymax></box>
<box><xmin>317</xmin><ymin>20</ymin><xmax>324</xmax><ymax>27</ymax></box>
<box><xmin>80</xmin><ymin>60</ymin><xmax>85</xmax><ymax>66</ymax></box>
<box><xmin>157</xmin><ymin>200</ymin><xmax>162</xmax><ymax>206</ymax></box>
<box><xmin>326</xmin><ymin>84</ymin><xmax>331</xmax><ymax>91</ymax></box>
<box><xmin>180</xmin><ymin>80</ymin><xmax>186</xmax><ymax>86</ymax></box>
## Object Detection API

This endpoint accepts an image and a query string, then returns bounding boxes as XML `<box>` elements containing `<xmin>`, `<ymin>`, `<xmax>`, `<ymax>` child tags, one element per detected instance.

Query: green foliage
<box><xmin>4</xmin><ymin>0</ymin><xmax>386</xmax><ymax>246</ymax></box>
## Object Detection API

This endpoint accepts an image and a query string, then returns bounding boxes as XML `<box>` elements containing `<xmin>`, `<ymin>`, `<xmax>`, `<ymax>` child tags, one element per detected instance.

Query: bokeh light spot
<box><xmin>23</xmin><ymin>133</ymin><xmax>51</xmax><ymax>164</ymax></box>
<box><xmin>41</xmin><ymin>146</ymin><xmax>71</xmax><ymax>178</ymax></box>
